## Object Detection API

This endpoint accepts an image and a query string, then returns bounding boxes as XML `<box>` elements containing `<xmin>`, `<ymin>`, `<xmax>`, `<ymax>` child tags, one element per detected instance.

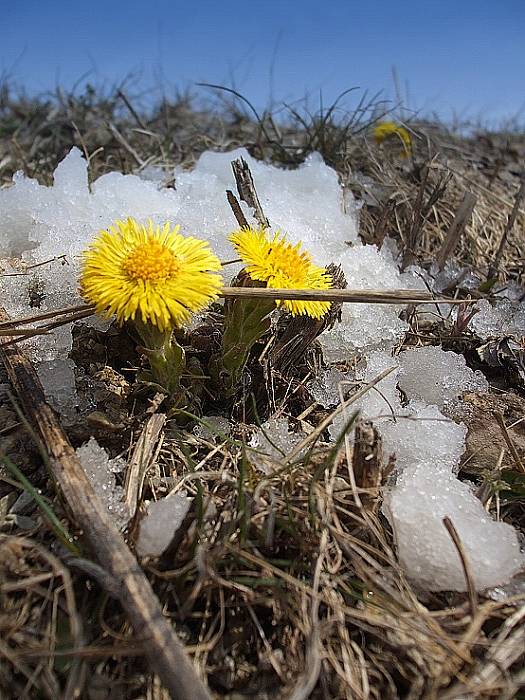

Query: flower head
<box><xmin>229</xmin><ymin>227</ymin><xmax>332</xmax><ymax>319</ymax></box>
<box><xmin>373</xmin><ymin>121</ymin><xmax>412</xmax><ymax>156</ymax></box>
<box><xmin>81</xmin><ymin>218</ymin><xmax>222</xmax><ymax>330</ymax></box>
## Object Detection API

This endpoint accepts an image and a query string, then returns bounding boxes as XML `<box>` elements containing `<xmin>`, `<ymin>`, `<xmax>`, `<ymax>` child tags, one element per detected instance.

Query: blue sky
<box><xmin>2</xmin><ymin>0</ymin><xmax>524</xmax><ymax>123</ymax></box>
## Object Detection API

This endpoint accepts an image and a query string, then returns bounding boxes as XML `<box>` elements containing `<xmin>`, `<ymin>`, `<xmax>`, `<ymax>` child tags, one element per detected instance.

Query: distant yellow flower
<box><xmin>373</xmin><ymin>121</ymin><xmax>412</xmax><ymax>156</ymax></box>
<box><xmin>81</xmin><ymin>218</ymin><xmax>222</xmax><ymax>330</ymax></box>
<box><xmin>229</xmin><ymin>227</ymin><xmax>332</xmax><ymax>319</ymax></box>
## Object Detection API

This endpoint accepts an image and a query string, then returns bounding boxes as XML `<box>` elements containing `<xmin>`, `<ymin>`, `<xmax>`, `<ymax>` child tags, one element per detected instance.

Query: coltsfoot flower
<box><xmin>81</xmin><ymin>218</ymin><xmax>222</xmax><ymax>330</ymax></box>
<box><xmin>229</xmin><ymin>227</ymin><xmax>332</xmax><ymax>319</ymax></box>
<box><xmin>373</xmin><ymin>121</ymin><xmax>412</xmax><ymax>156</ymax></box>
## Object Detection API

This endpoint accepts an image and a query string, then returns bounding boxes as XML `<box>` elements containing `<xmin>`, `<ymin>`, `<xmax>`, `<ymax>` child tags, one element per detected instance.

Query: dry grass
<box><xmin>0</xmin><ymin>83</ymin><xmax>524</xmax><ymax>699</ymax></box>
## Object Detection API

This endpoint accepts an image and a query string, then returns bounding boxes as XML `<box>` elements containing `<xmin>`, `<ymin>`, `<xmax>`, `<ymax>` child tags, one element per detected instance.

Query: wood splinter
<box><xmin>352</xmin><ymin>420</ymin><xmax>386</xmax><ymax>512</ymax></box>
<box><xmin>231</xmin><ymin>156</ymin><xmax>270</xmax><ymax>230</ymax></box>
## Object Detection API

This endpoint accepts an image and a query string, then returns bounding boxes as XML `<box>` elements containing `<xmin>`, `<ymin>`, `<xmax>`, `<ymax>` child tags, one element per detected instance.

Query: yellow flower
<box><xmin>373</xmin><ymin>121</ymin><xmax>412</xmax><ymax>156</ymax></box>
<box><xmin>229</xmin><ymin>227</ymin><xmax>332</xmax><ymax>319</ymax></box>
<box><xmin>81</xmin><ymin>218</ymin><xmax>222</xmax><ymax>330</ymax></box>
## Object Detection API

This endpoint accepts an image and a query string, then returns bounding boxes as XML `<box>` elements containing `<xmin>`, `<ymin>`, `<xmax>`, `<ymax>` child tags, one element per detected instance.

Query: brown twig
<box><xmin>226</xmin><ymin>189</ymin><xmax>249</xmax><ymax>228</ymax></box>
<box><xmin>493</xmin><ymin>410</ymin><xmax>525</xmax><ymax>474</ymax></box>
<box><xmin>124</xmin><ymin>413</ymin><xmax>166</xmax><ymax>519</ymax></box>
<box><xmin>0</xmin><ymin>290</ymin><xmax>473</xmax><ymax>342</ymax></box>
<box><xmin>0</xmin><ymin>303</ymin><xmax>93</xmax><ymax>329</ymax></box>
<box><xmin>488</xmin><ymin>176</ymin><xmax>525</xmax><ymax>278</ymax></box>
<box><xmin>0</xmin><ymin>312</ymin><xmax>212</xmax><ymax>700</ymax></box>
<box><xmin>437</xmin><ymin>191</ymin><xmax>477</xmax><ymax>270</ymax></box>
<box><xmin>0</xmin><ymin>307</ymin><xmax>97</xmax><ymax>348</ymax></box>
<box><xmin>231</xmin><ymin>157</ymin><xmax>270</xmax><ymax>229</ymax></box>
<box><xmin>219</xmin><ymin>287</ymin><xmax>470</xmax><ymax>304</ymax></box>
<box><xmin>442</xmin><ymin>516</ymin><xmax>478</xmax><ymax>617</ymax></box>
<box><xmin>0</xmin><ymin>287</ymin><xmax>472</xmax><ymax>348</ymax></box>
<box><xmin>107</xmin><ymin>121</ymin><xmax>145</xmax><ymax>167</ymax></box>
<box><xmin>116</xmin><ymin>90</ymin><xmax>149</xmax><ymax>131</ymax></box>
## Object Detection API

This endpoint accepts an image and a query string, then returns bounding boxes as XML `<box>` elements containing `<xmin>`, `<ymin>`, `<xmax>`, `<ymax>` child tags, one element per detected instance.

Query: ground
<box><xmin>0</xmin><ymin>84</ymin><xmax>524</xmax><ymax>699</ymax></box>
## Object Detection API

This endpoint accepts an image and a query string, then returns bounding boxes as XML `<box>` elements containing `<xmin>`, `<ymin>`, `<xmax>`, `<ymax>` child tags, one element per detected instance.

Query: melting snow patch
<box><xmin>193</xmin><ymin>415</ymin><xmax>231</xmax><ymax>441</ymax></box>
<box><xmin>384</xmin><ymin>463</ymin><xmax>524</xmax><ymax>591</ymax></box>
<box><xmin>76</xmin><ymin>437</ymin><xmax>130</xmax><ymax>531</ymax></box>
<box><xmin>379</xmin><ymin>400</ymin><xmax>467</xmax><ymax>473</ymax></box>
<box><xmin>249</xmin><ymin>417</ymin><xmax>303</xmax><ymax>474</ymax></box>
<box><xmin>471</xmin><ymin>299</ymin><xmax>525</xmax><ymax>339</ymax></box>
<box><xmin>307</xmin><ymin>367</ymin><xmax>353</xmax><ymax>408</ymax></box>
<box><xmin>398</xmin><ymin>345</ymin><xmax>488</xmax><ymax>413</ymax></box>
<box><xmin>136</xmin><ymin>492</ymin><xmax>192</xmax><ymax>558</ymax></box>
<box><xmin>2</xmin><ymin>146</ymin><xmax>523</xmax><ymax>592</ymax></box>
<box><xmin>328</xmin><ymin>350</ymin><xmax>401</xmax><ymax>442</ymax></box>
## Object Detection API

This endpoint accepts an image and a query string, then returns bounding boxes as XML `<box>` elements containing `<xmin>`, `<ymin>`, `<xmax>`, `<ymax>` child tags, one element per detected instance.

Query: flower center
<box><xmin>267</xmin><ymin>245</ymin><xmax>307</xmax><ymax>283</ymax></box>
<box><xmin>122</xmin><ymin>240</ymin><xmax>181</xmax><ymax>282</ymax></box>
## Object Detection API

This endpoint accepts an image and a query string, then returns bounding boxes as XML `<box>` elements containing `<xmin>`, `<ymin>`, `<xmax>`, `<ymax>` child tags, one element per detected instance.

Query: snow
<box><xmin>429</xmin><ymin>260</ymin><xmax>482</xmax><ymax>294</ymax></box>
<box><xmin>193</xmin><ymin>415</ymin><xmax>231</xmax><ymax>441</ymax></box>
<box><xmin>307</xmin><ymin>367</ymin><xmax>352</xmax><ymax>408</ymax></box>
<box><xmin>318</xmin><ymin>243</ymin><xmax>426</xmax><ymax>361</ymax></box>
<box><xmin>397</xmin><ymin>345</ymin><xmax>489</xmax><ymax>414</ymax></box>
<box><xmin>471</xmin><ymin>299</ymin><xmax>525</xmax><ymax>339</ymax></box>
<box><xmin>380</xmin><ymin>400</ymin><xmax>468</xmax><ymax>473</ymax></box>
<box><xmin>328</xmin><ymin>350</ymin><xmax>401</xmax><ymax>442</ymax></box>
<box><xmin>75</xmin><ymin>437</ymin><xmax>130</xmax><ymax>531</ymax></box>
<box><xmin>248</xmin><ymin>417</ymin><xmax>304</xmax><ymax>473</ymax></box>
<box><xmin>1</xmin><ymin>146</ymin><xmax>523</xmax><ymax>592</ymax></box>
<box><xmin>384</xmin><ymin>464</ymin><xmax>523</xmax><ymax>591</ymax></box>
<box><xmin>136</xmin><ymin>492</ymin><xmax>192</xmax><ymax>558</ymax></box>
<box><xmin>38</xmin><ymin>358</ymin><xmax>78</xmax><ymax>423</ymax></box>
<box><xmin>327</xmin><ymin>348</ymin><xmax>522</xmax><ymax>590</ymax></box>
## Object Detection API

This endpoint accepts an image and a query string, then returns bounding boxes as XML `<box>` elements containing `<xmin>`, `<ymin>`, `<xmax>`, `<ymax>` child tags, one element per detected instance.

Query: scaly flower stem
<box><xmin>133</xmin><ymin>319</ymin><xmax>186</xmax><ymax>398</ymax></box>
<box><xmin>212</xmin><ymin>294</ymin><xmax>275</xmax><ymax>397</ymax></box>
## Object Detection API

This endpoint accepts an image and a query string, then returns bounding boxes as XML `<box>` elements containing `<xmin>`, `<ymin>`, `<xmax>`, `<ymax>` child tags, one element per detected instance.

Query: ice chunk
<box><xmin>429</xmin><ymin>260</ymin><xmax>482</xmax><ymax>294</ymax></box>
<box><xmin>307</xmin><ymin>367</ymin><xmax>352</xmax><ymax>408</ymax></box>
<box><xmin>138</xmin><ymin>165</ymin><xmax>168</xmax><ymax>185</ymax></box>
<box><xmin>248</xmin><ymin>417</ymin><xmax>303</xmax><ymax>473</ymax></box>
<box><xmin>487</xmin><ymin>572</ymin><xmax>525</xmax><ymax>601</ymax></box>
<box><xmin>53</xmin><ymin>147</ymin><xmax>89</xmax><ymax>195</ymax></box>
<box><xmin>356</xmin><ymin>350</ymin><xmax>401</xmax><ymax>420</ymax></box>
<box><xmin>0</xmin><ymin>174</ymin><xmax>49</xmax><ymax>256</ymax></box>
<box><xmin>471</xmin><ymin>299</ymin><xmax>525</xmax><ymax>339</ymax></box>
<box><xmin>398</xmin><ymin>346</ymin><xmax>488</xmax><ymax>412</ymax></box>
<box><xmin>318</xmin><ymin>245</ymin><xmax>426</xmax><ymax>361</ymax></box>
<box><xmin>76</xmin><ymin>438</ymin><xmax>130</xmax><ymax>530</ymax></box>
<box><xmin>385</xmin><ymin>463</ymin><xmax>524</xmax><ymax>591</ymax></box>
<box><xmin>493</xmin><ymin>280</ymin><xmax>525</xmax><ymax>301</ymax></box>
<box><xmin>175</xmin><ymin>149</ymin><xmax>359</xmax><ymax>266</ymax></box>
<box><xmin>37</xmin><ymin>358</ymin><xmax>77</xmax><ymax>421</ymax></box>
<box><xmin>136</xmin><ymin>492</ymin><xmax>192</xmax><ymax>558</ymax></box>
<box><xmin>91</xmin><ymin>171</ymin><xmax>180</xmax><ymax>234</ymax></box>
<box><xmin>193</xmin><ymin>415</ymin><xmax>231</xmax><ymax>441</ymax></box>
<box><xmin>328</xmin><ymin>350</ymin><xmax>400</xmax><ymax>441</ymax></box>
<box><xmin>379</xmin><ymin>400</ymin><xmax>467</xmax><ymax>473</ymax></box>
<box><xmin>320</xmin><ymin>305</ymin><xmax>407</xmax><ymax>362</ymax></box>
